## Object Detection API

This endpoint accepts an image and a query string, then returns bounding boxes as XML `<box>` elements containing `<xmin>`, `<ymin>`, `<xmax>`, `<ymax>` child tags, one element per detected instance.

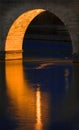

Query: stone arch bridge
<box><xmin>0</xmin><ymin>0</ymin><xmax>79</xmax><ymax>61</ymax></box>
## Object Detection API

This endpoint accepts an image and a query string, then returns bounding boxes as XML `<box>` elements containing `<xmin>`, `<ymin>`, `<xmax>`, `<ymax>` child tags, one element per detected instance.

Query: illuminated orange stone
<box><xmin>5</xmin><ymin>9</ymin><xmax>45</xmax><ymax>54</ymax></box>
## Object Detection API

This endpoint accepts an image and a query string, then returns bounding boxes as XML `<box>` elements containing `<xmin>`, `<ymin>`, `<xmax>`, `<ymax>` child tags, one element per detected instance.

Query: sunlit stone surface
<box><xmin>5</xmin><ymin>51</ymin><xmax>23</xmax><ymax>60</ymax></box>
<box><xmin>5</xmin><ymin>9</ymin><xmax>45</xmax><ymax>60</ymax></box>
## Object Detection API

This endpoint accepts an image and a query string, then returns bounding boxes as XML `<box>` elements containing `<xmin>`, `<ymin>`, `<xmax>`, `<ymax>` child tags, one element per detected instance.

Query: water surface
<box><xmin>0</xmin><ymin>60</ymin><xmax>79</xmax><ymax>130</ymax></box>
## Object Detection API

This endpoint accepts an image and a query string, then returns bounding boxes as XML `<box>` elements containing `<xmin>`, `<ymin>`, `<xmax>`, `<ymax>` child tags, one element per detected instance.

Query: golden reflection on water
<box><xmin>5</xmin><ymin>60</ymin><xmax>49</xmax><ymax>130</ymax></box>
<box><xmin>35</xmin><ymin>88</ymin><xmax>42</xmax><ymax>130</ymax></box>
<box><xmin>5</xmin><ymin>60</ymin><xmax>36</xmax><ymax>129</ymax></box>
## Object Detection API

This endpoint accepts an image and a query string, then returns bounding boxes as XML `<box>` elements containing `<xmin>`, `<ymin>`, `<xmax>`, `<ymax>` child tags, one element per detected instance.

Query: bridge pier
<box><xmin>5</xmin><ymin>51</ymin><xmax>23</xmax><ymax>60</ymax></box>
<box><xmin>0</xmin><ymin>51</ymin><xmax>23</xmax><ymax>60</ymax></box>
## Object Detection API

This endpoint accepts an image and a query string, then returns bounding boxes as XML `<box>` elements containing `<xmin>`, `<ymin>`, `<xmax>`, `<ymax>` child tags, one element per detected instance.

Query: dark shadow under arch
<box><xmin>23</xmin><ymin>10</ymin><xmax>72</xmax><ymax>60</ymax></box>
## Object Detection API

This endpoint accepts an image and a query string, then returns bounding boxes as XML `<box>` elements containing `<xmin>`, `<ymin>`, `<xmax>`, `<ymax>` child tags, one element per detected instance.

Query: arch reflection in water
<box><xmin>5</xmin><ymin>60</ymin><xmax>49</xmax><ymax>130</ymax></box>
<box><xmin>35</xmin><ymin>87</ymin><xmax>42</xmax><ymax>130</ymax></box>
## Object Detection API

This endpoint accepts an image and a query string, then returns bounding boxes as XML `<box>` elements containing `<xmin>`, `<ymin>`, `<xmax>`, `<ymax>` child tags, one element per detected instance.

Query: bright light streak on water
<box><xmin>35</xmin><ymin>87</ymin><xmax>42</xmax><ymax>130</ymax></box>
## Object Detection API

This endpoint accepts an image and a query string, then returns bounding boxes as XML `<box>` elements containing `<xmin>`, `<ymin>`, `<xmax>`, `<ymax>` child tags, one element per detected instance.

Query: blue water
<box><xmin>0</xmin><ymin>60</ymin><xmax>79</xmax><ymax>130</ymax></box>
<box><xmin>23</xmin><ymin>41</ymin><xmax>72</xmax><ymax>59</ymax></box>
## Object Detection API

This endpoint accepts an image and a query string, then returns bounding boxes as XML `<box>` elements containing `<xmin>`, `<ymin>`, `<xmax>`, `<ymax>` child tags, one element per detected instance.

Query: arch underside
<box><xmin>5</xmin><ymin>9</ymin><xmax>45</xmax><ymax>59</ymax></box>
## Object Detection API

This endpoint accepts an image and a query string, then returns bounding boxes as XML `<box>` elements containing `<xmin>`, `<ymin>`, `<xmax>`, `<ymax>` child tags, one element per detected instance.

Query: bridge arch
<box><xmin>5</xmin><ymin>9</ymin><xmax>72</xmax><ymax>60</ymax></box>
